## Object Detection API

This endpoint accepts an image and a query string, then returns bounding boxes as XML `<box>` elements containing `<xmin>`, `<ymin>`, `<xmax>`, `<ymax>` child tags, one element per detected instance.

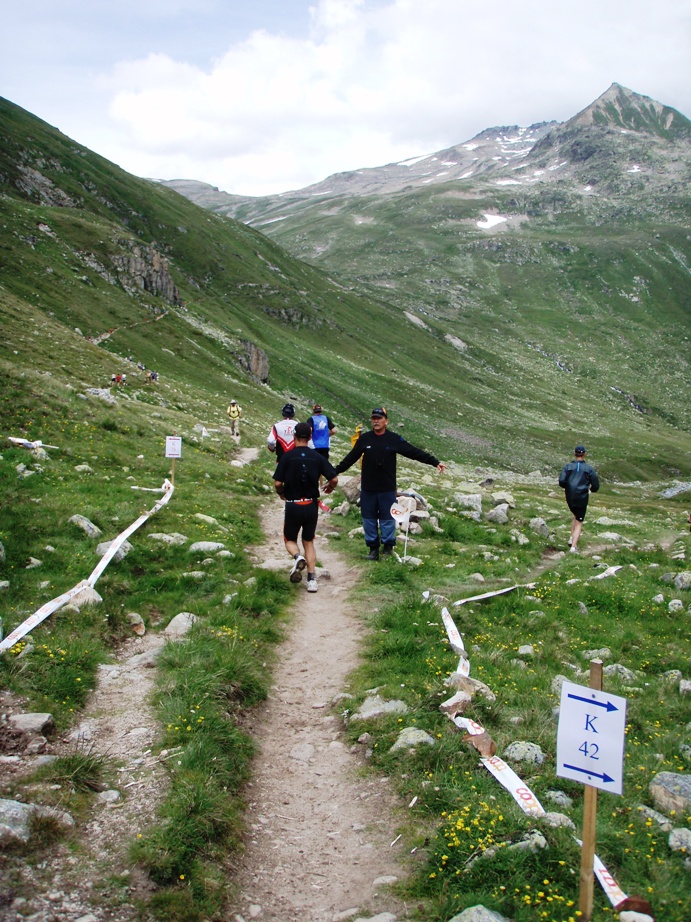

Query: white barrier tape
<box><xmin>440</xmin><ymin>605</ymin><xmax>629</xmax><ymax>905</ymax></box>
<box><xmin>441</xmin><ymin>606</ymin><xmax>466</xmax><ymax>656</ymax></box>
<box><xmin>8</xmin><ymin>437</ymin><xmax>60</xmax><ymax>450</ymax></box>
<box><xmin>451</xmin><ymin>582</ymin><xmax>535</xmax><ymax>607</ymax></box>
<box><xmin>87</xmin><ymin>481</ymin><xmax>173</xmax><ymax>587</ymax></box>
<box><xmin>452</xmin><ymin>716</ymin><xmax>486</xmax><ymax>736</ymax></box>
<box><xmin>574</xmin><ymin>838</ymin><xmax>628</xmax><ymax>906</ymax></box>
<box><xmin>591</xmin><ymin>566</ymin><xmax>623</xmax><ymax>581</ymax></box>
<box><xmin>481</xmin><ymin>755</ymin><xmax>546</xmax><ymax>817</ymax></box>
<box><xmin>0</xmin><ymin>580</ymin><xmax>91</xmax><ymax>652</ymax></box>
<box><xmin>0</xmin><ymin>480</ymin><xmax>174</xmax><ymax>653</ymax></box>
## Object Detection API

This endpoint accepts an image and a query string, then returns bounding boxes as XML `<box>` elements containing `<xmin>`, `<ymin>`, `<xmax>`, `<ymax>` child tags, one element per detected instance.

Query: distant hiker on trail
<box><xmin>267</xmin><ymin>404</ymin><xmax>299</xmax><ymax>459</ymax></box>
<box><xmin>273</xmin><ymin>422</ymin><xmax>338</xmax><ymax>593</ymax></box>
<box><xmin>308</xmin><ymin>405</ymin><xmax>336</xmax><ymax>460</ymax></box>
<box><xmin>559</xmin><ymin>445</ymin><xmax>600</xmax><ymax>553</ymax></box>
<box><xmin>226</xmin><ymin>399</ymin><xmax>243</xmax><ymax>438</ymax></box>
<box><xmin>309</xmin><ymin>404</ymin><xmax>336</xmax><ymax>502</ymax></box>
<box><xmin>334</xmin><ymin>407</ymin><xmax>446</xmax><ymax>560</ymax></box>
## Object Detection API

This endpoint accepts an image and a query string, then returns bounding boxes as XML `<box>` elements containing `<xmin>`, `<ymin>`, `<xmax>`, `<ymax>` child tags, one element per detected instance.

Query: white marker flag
<box><xmin>390</xmin><ymin>501</ymin><xmax>411</xmax><ymax>527</ymax></box>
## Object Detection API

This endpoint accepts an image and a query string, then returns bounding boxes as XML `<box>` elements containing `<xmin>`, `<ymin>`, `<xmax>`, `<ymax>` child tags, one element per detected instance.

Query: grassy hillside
<box><xmin>1</xmin><ymin>96</ymin><xmax>690</xmax><ymax>479</ymax></box>
<box><xmin>1</xmin><ymin>96</ymin><xmax>690</xmax><ymax>922</ymax></box>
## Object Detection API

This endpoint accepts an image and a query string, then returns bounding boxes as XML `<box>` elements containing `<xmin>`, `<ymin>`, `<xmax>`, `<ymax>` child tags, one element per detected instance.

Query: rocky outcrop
<box><xmin>111</xmin><ymin>243</ymin><xmax>182</xmax><ymax>305</ymax></box>
<box><xmin>16</xmin><ymin>164</ymin><xmax>78</xmax><ymax>208</ymax></box>
<box><xmin>238</xmin><ymin>340</ymin><xmax>270</xmax><ymax>382</ymax></box>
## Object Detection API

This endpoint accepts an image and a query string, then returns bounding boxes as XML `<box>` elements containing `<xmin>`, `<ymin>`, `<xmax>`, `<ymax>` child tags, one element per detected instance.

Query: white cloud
<box><xmin>5</xmin><ymin>0</ymin><xmax>691</xmax><ymax>195</ymax></box>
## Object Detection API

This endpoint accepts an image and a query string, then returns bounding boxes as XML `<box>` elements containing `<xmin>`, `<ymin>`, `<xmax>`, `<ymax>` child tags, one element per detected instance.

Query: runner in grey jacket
<box><xmin>559</xmin><ymin>445</ymin><xmax>599</xmax><ymax>553</ymax></box>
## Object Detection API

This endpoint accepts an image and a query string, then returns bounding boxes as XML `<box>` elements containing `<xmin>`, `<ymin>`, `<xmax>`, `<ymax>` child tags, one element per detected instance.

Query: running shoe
<box><xmin>306</xmin><ymin>578</ymin><xmax>318</xmax><ymax>593</ymax></box>
<box><xmin>289</xmin><ymin>555</ymin><xmax>307</xmax><ymax>582</ymax></box>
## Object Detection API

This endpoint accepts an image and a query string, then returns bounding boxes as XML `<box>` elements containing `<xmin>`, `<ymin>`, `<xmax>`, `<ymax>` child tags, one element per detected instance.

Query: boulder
<box><xmin>0</xmin><ymin>799</ymin><xmax>74</xmax><ymax>846</ymax></box>
<box><xmin>96</xmin><ymin>539</ymin><xmax>133</xmax><ymax>562</ymax></box>
<box><xmin>447</xmin><ymin>907</ymin><xmax>512</xmax><ymax>922</ymax></box>
<box><xmin>540</xmin><ymin>812</ymin><xmax>576</xmax><ymax>830</ymax></box>
<box><xmin>669</xmin><ymin>827</ymin><xmax>691</xmax><ymax>852</ymax></box>
<box><xmin>603</xmin><ymin>663</ymin><xmax>636</xmax><ymax>683</ymax></box>
<box><xmin>351</xmin><ymin>695</ymin><xmax>409</xmax><ymax>721</ymax></box>
<box><xmin>649</xmin><ymin>772</ymin><xmax>691</xmax><ymax>815</ymax></box>
<box><xmin>485</xmin><ymin>504</ymin><xmax>509</xmax><ymax>524</ymax></box>
<box><xmin>635</xmin><ymin>804</ymin><xmax>672</xmax><ymax>832</ymax></box>
<box><xmin>674</xmin><ymin>572</ymin><xmax>691</xmax><ymax>590</ymax></box>
<box><xmin>147</xmin><ymin>532</ymin><xmax>188</xmax><ymax>546</ymax></box>
<box><xmin>390</xmin><ymin>727</ymin><xmax>436</xmax><ymax>752</ymax></box>
<box><xmin>491</xmin><ymin>491</ymin><xmax>515</xmax><ymax>508</ymax></box>
<box><xmin>340</xmin><ymin>475</ymin><xmax>362</xmax><ymax>503</ymax></box>
<box><xmin>454</xmin><ymin>493</ymin><xmax>483</xmax><ymax>514</ymax></box>
<box><xmin>503</xmin><ymin>741</ymin><xmax>545</xmax><ymax>765</ymax></box>
<box><xmin>68</xmin><ymin>514</ymin><xmax>102</xmax><ymax>538</ymax></box>
<box><xmin>64</xmin><ymin>586</ymin><xmax>103</xmax><ymax>611</ymax></box>
<box><xmin>9</xmin><ymin>713</ymin><xmax>55</xmax><ymax>735</ymax></box>
<box><xmin>530</xmin><ymin>517</ymin><xmax>549</xmax><ymax>537</ymax></box>
<box><xmin>163</xmin><ymin>612</ymin><xmax>198</xmax><ymax>639</ymax></box>
<box><xmin>189</xmin><ymin>541</ymin><xmax>226</xmax><ymax>553</ymax></box>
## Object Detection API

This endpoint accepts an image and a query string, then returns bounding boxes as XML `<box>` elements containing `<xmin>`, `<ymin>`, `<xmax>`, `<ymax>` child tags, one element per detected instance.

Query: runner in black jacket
<box><xmin>334</xmin><ymin>407</ymin><xmax>445</xmax><ymax>559</ymax></box>
<box><xmin>559</xmin><ymin>445</ymin><xmax>599</xmax><ymax>553</ymax></box>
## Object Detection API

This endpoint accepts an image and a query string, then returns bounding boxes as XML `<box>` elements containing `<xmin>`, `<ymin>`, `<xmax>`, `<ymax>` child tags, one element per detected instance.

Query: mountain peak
<box><xmin>567</xmin><ymin>83</ymin><xmax>691</xmax><ymax>139</ymax></box>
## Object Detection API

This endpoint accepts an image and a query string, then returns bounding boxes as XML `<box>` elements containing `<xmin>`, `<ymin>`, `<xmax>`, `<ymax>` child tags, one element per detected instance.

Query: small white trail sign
<box><xmin>556</xmin><ymin>680</ymin><xmax>627</xmax><ymax>795</ymax></box>
<box><xmin>165</xmin><ymin>435</ymin><xmax>182</xmax><ymax>458</ymax></box>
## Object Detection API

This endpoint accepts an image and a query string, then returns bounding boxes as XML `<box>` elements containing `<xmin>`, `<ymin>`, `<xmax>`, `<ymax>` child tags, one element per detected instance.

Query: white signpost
<box><xmin>165</xmin><ymin>435</ymin><xmax>182</xmax><ymax>484</ymax></box>
<box><xmin>557</xmin><ymin>679</ymin><xmax>627</xmax><ymax>795</ymax></box>
<box><xmin>556</xmin><ymin>661</ymin><xmax>628</xmax><ymax>921</ymax></box>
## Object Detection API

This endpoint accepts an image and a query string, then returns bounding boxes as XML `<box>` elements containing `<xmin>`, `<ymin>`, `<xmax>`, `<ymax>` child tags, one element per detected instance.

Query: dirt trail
<box><xmin>1</xmin><ymin>446</ymin><xmax>409</xmax><ymax>921</ymax></box>
<box><xmin>227</xmin><ymin>498</ymin><xmax>408</xmax><ymax>922</ymax></box>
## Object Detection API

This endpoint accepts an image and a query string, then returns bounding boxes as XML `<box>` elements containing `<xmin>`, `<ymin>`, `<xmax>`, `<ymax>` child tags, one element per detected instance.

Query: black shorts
<box><xmin>284</xmin><ymin>500</ymin><xmax>319</xmax><ymax>542</ymax></box>
<box><xmin>314</xmin><ymin>447</ymin><xmax>330</xmax><ymax>460</ymax></box>
<box><xmin>567</xmin><ymin>498</ymin><xmax>588</xmax><ymax>522</ymax></box>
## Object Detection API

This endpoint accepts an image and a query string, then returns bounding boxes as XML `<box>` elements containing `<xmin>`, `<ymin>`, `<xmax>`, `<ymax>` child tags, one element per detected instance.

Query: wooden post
<box><xmin>579</xmin><ymin>658</ymin><xmax>603</xmax><ymax>920</ymax></box>
<box><xmin>171</xmin><ymin>431</ymin><xmax>176</xmax><ymax>486</ymax></box>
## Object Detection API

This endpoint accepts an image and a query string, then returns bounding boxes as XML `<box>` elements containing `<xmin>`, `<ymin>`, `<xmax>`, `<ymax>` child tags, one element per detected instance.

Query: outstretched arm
<box><xmin>334</xmin><ymin>439</ymin><xmax>364</xmax><ymax>474</ymax></box>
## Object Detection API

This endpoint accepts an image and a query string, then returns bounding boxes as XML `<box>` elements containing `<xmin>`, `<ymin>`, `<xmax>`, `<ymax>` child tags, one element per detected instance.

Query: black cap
<box><xmin>282</xmin><ymin>403</ymin><xmax>295</xmax><ymax>418</ymax></box>
<box><xmin>313</xmin><ymin>404</ymin><xmax>323</xmax><ymax>413</ymax></box>
<box><xmin>294</xmin><ymin>422</ymin><xmax>312</xmax><ymax>440</ymax></box>
<box><xmin>371</xmin><ymin>407</ymin><xmax>387</xmax><ymax>418</ymax></box>
<box><xmin>575</xmin><ymin>445</ymin><xmax>586</xmax><ymax>454</ymax></box>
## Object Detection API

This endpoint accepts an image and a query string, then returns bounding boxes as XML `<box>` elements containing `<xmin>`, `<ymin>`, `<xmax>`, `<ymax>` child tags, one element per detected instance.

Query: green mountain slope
<box><xmin>1</xmin><ymin>94</ymin><xmax>690</xmax><ymax>480</ymax></box>
<box><xmin>164</xmin><ymin>85</ymin><xmax>691</xmax><ymax>478</ymax></box>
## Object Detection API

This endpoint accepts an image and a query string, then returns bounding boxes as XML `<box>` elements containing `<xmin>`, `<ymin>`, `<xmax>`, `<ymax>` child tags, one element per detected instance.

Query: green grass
<box><xmin>334</xmin><ymin>487</ymin><xmax>691</xmax><ymax>922</ymax></box>
<box><xmin>1</xmin><ymin>92</ymin><xmax>690</xmax><ymax>921</ymax></box>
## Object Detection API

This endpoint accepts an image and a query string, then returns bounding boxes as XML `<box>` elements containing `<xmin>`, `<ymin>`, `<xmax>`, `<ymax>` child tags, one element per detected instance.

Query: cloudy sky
<box><xmin>2</xmin><ymin>0</ymin><xmax>690</xmax><ymax>196</ymax></box>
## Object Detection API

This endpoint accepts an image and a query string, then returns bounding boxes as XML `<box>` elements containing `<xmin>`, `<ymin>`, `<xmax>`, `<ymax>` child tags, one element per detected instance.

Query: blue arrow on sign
<box><xmin>563</xmin><ymin>763</ymin><xmax>616</xmax><ymax>783</ymax></box>
<box><xmin>566</xmin><ymin>692</ymin><xmax>619</xmax><ymax>712</ymax></box>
